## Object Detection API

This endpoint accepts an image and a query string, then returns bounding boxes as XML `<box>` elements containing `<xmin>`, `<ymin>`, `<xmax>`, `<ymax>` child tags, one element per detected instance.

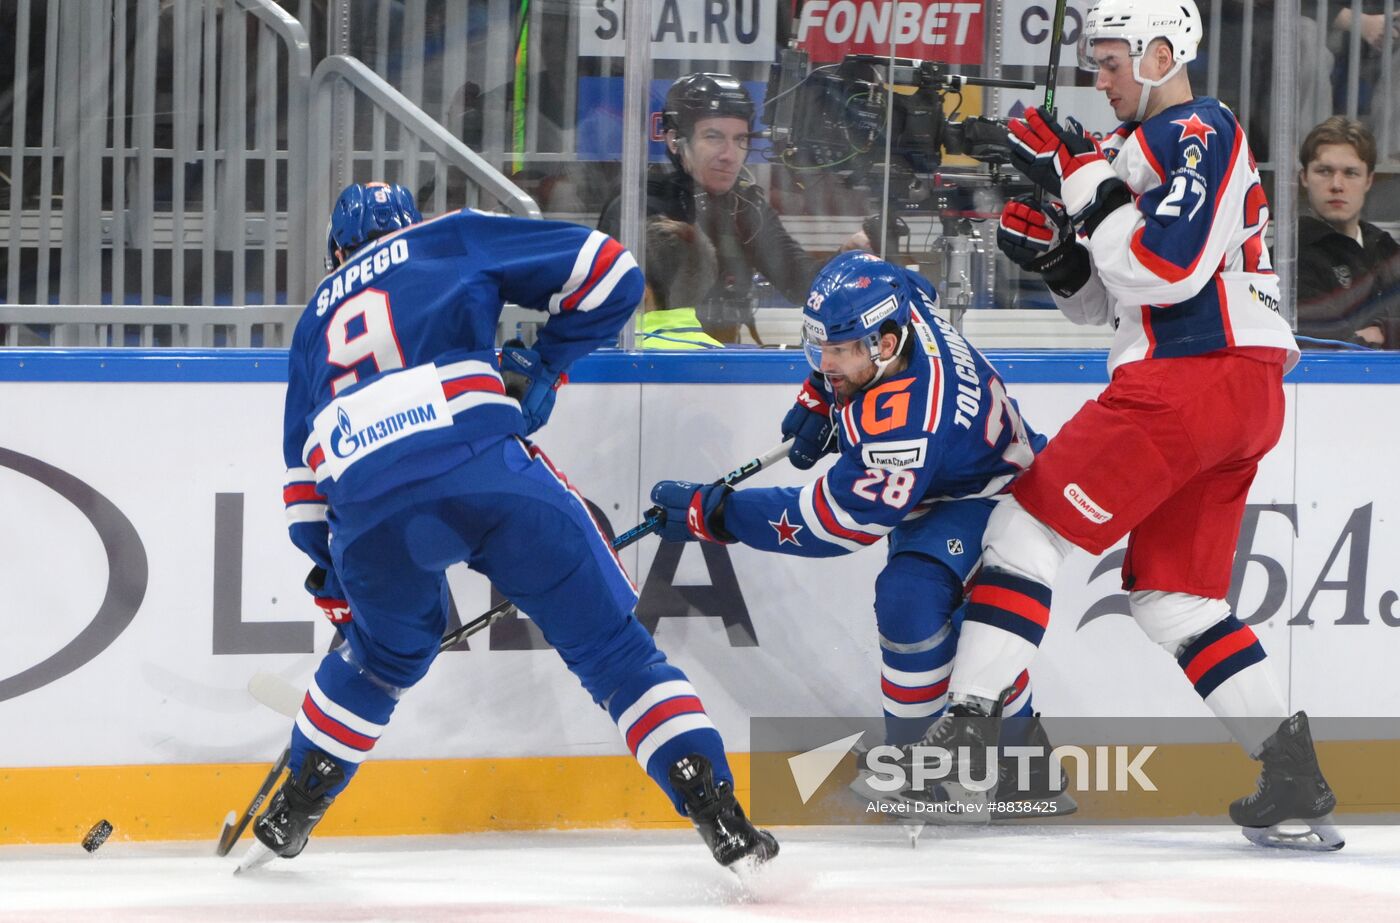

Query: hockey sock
<box><xmin>949</xmin><ymin>567</ymin><xmax>1051</xmax><ymax>705</ymax></box>
<box><xmin>607</xmin><ymin>662</ymin><xmax>727</xmax><ymax>815</ymax></box>
<box><xmin>875</xmin><ymin>554</ymin><xmax>960</xmax><ymax>745</ymax></box>
<box><xmin>1174</xmin><ymin>615</ymin><xmax>1287</xmax><ymax>756</ymax></box>
<box><xmin>289</xmin><ymin>645</ymin><xmax>400</xmax><ymax>799</ymax></box>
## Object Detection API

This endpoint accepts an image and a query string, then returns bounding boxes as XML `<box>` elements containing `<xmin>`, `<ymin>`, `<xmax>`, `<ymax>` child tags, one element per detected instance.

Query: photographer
<box><xmin>598</xmin><ymin>73</ymin><xmax>818</xmax><ymax>344</ymax></box>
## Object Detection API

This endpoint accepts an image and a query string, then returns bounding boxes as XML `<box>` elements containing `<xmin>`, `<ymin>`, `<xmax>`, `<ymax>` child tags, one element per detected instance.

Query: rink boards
<box><xmin>3</xmin><ymin>349</ymin><xmax>1400</xmax><ymax>843</ymax></box>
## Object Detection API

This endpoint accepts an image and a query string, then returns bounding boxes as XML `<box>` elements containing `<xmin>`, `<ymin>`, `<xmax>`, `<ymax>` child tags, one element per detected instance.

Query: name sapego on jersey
<box><xmin>316</xmin><ymin>239</ymin><xmax>411</xmax><ymax>316</ymax></box>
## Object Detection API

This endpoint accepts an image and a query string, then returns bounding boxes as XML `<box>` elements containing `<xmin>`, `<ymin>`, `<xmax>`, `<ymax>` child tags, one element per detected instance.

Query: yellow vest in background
<box><xmin>638</xmin><ymin>308</ymin><xmax>724</xmax><ymax>350</ymax></box>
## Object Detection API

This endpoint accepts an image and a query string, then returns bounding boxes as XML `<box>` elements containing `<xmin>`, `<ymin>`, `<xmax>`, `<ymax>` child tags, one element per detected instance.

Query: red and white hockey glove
<box><xmin>780</xmin><ymin>373</ymin><xmax>835</xmax><ymax>470</ymax></box>
<box><xmin>306</xmin><ymin>565</ymin><xmax>353</xmax><ymax>624</ymax></box>
<box><xmin>998</xmin><ymin>195</ymin><xmax>1094</xmax><ymax>297</ymax></box>
<box><xmin>1007</xmin><ymin>108</ymin><xmax>1112</xmax><ymax>198</ymax></box>
<box><xmin>997</xmin><ymin>196</ymin><xmax>1073</xmax><ymax>271</ymax></box>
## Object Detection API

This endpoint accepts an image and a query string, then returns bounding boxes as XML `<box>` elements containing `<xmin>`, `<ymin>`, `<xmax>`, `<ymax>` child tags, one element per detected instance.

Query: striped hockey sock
<box><xmin>1175</xmin><ymin>615</ymin><xmax>1287</xmax><ymax>755</ymax></box>
<box><xmin>950</xmin><ymin>567</ymin><xmax>1051</xmax><ymax>705</ymax></box>
<box><xmin>288</xmin><ymin>647</ymin><xmax>399</xmax><ymax>799</ymax></box>
<box><xmin>607</xmin><ymin>662</ymin><xmax>728</xmax><ymax>814</ymax></box>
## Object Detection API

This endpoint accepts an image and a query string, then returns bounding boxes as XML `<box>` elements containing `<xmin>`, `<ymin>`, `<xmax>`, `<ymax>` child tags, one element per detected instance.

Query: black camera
<box><xmin>763</xmin><ymin>50</ymin><xmax>1031</xmax><ymax>177</ymax></box>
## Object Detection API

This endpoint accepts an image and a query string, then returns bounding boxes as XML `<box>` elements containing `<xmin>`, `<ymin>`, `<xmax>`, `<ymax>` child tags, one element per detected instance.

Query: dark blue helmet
<box><xmin>801</xmin><ymin>251</ymin><xmax>912</xmax><ymax>373</ymax></box>
<box><xmin>325</xmin><ymin>182</ymin><xmax>422</xmax><ymax>270</ymax></box>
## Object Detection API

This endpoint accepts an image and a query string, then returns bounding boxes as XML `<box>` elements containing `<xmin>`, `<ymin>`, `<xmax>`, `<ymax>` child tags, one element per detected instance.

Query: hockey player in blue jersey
<box><xmin>245</xmin><ymin>182</ymin><xmax>777</xmax><ymax>872</ymax></box>
<box><xmin>650</xmin><ymin>252</ymin><xmax>1071</xmax><ymax>812</ymax></box>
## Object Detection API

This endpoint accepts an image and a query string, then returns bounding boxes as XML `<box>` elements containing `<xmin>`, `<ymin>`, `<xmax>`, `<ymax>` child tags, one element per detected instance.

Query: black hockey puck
<box><xmin>82</xmin><ymin>819</ymin><xmax>113</xmax><ymax>853</ymax></box>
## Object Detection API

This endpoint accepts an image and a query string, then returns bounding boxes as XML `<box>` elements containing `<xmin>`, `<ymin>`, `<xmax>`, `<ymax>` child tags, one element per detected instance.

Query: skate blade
<box><xmin>233</xmin><ymin>838</ymin><xmax>278</xmax><ymax>875</ymax></box>
<box><xmin>1241</xmin><ymin>815</ymin><xmax>1345</xmax><ymax>852</ymax></box>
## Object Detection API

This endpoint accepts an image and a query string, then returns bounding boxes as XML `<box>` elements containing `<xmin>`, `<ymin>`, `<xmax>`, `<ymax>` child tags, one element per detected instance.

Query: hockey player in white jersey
<box><xmin>927</xmin><ymin>0</ymin><xmax>1343</xmax><ymax>850</ymax></box>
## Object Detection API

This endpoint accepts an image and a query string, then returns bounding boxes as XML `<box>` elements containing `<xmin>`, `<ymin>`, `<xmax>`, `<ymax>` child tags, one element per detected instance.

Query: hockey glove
<box><xmin>997</xmin><ymin>195</ymin><xmax>1093</xmax><ymax>297</ymax></box>
<box><xmin>1007</xmin><ymin>108</ymin><xmax>1112</xmax><ymax>200</ymax></box>
<box><xmin>500</xmin><ymin>339</ymin><xmax>562</xmax><ymax>436</ymax></box>
<box><xmin>781</xmin><ymin>373</ymin><xmax>836</xmax><ymax>470</ymax></box>
<box><xmin>305</xmin><ymin>565</ymin><xmax>352</xmax><ymax>624</ymax></box>
<box><xmin>650</xmin><ymin>480</ymin><xmax>736</xmax><ymax>544</ymax></box>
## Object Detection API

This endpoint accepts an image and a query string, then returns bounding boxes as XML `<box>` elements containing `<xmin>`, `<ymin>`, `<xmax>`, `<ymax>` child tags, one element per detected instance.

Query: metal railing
<box><xmin>4</xmin><ymin>1</ymin><xmax>1399</xmax><ymax>346</ymax></box>
<box><xmin>1</xmin><ymin>0</ymin><xmax>311</xmax><ymax>308</ymax></box>
<box><xmin>306</xmin><ymin>53</ymin><xmax>540</xmax><ymax>297</ymax></box>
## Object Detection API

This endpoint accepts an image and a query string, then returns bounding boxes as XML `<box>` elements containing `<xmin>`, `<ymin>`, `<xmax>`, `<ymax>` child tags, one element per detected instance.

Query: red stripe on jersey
<box><xmin>1242</xmin><ymin>232</ymin><xmax>1265</xmax><ymax>274</ymax></box>
<box><xmin>624</xmin><ymin>695</ymin><xmax>704</xmax><ymax>754</ymax></box>
<box><xmin>1184</xmin><ymin>626</ymin><xmax>1258</xmax><ymax>684</ymax></box>
<box><xmin>1130</xmin><ymin>128</ymin><xmax>1244</xmax><ymax>284</ymax></box>
<box><xmin>443</xmin><ymin>374</ymin><xmax>506</xmax><ymax>399</ymax></box>
<box><xmin>882</xmin><ymin>676</ymin><xmax>950</xmax><ymax>704</ymax></box>
<box><xmin>1217</xmin><ymin>275</ymin><xmax>1237</xmax><ymax>347</ymax></box>
<box><xmin>968</xmin><ymin>584</ymin><xmax>1051</xmax><ymax>628</ymax></box>
<box><xmin>301</xmin><ymin>693</ymin><xmax>377</xmax><ymax>751</ymax></box>
<box><xmin>283</xmin><ymin>483</ymin><xmax>324</xmax><ymax>505</ymax></box>
<box><xmin>563</xmin><ymin>237</ymin><xmax>625</xmax><ymax>311</ymax></box>
<box><xmin>1137</xmin><ymin>127</ymin><xmax>1168</xmax><ymax>184</ymax></box>
<box><xmin>307</xmin><ymin>445</ymin><xmax>326</xmax><ymax>472</ymax></box>
<box><xmin>814</xmin><ymin>479</ymin><xmax>881</xmax><ymax>545</ymax></box>
<box><xmin>924</xmin><ymin>350</ymin><xmax>942</xmax><ymax>433</ymax></box>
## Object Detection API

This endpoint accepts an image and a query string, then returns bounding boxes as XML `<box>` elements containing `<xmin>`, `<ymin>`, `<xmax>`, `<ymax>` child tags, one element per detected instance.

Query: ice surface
<box><xmin>2</xmin><ymin>824</ymin><xmax>1398</xmax><ymax>922</ymax></box>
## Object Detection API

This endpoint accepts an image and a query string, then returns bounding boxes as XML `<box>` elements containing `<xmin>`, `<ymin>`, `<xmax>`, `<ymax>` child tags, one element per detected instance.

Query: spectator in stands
<box><xmin>598</xmin><ymin>73</ymin><xmax>818</xmax><ymax>345</ymax></box>
<box><xmin>1297</xmin><ymin>116</ymin><xmax>1400</xmax><ymax>348</ymax></box>
<box><xmin>639</xmin><ymin>218</ymin><xmax>724</xmax><ymax>350</ymax></box>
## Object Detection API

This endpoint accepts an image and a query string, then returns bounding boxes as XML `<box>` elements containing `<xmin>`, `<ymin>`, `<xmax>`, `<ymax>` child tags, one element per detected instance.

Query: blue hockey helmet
<box><xmin>801</xmin><ymin>251</ymin><xmax>911</xmax><ymax>379</ymax></box>
<box><xmin>325</xmin><ymin>182</ymin><xmax>422</xmax><ymax>270</ymax></box>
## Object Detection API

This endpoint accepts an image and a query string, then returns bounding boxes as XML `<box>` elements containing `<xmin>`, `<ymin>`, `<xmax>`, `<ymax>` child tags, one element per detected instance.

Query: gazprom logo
<box><xmin>330</xmin><ymin>402</ymin><xmax>440</xmax><ymax>460</ymax></box>
<box><xmin>331</xmin><ymin>406</ymin><xmax>360</xmax><ymax>459</ymax></box>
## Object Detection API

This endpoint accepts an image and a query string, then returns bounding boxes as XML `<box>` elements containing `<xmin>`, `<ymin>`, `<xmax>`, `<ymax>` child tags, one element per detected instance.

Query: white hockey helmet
<box><xmin>1078</xmin><ymin>0</ymin><xmax>1202</xmax><ymax>119</ymax></box>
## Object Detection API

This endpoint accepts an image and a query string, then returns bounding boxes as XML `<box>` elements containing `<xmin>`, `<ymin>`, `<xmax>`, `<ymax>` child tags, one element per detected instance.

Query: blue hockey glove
<box><xmin>650</xmin><ymin>480</ymin><xmax>736</xmax><ymax>543</ymax></box>
<box><xmin>305</xmin><ymin>565</ymin><xmax>352</xmax><ymax>624</ymax></box>
<box><xmin>781</xmin><ymin>373</ymin><xmax>835</xmax><ymax>470</ymax></box>
<box><xmin>500</xmin><ymin>339</ymin><xmax>562</xmax><ymax>435</ymax></box>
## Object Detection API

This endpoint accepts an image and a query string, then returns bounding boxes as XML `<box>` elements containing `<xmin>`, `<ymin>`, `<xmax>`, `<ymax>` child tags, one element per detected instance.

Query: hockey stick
<box><xmin>434</xmin><ymin>438</ymin><xmax>791</xmax><ymax>651</ymax></box>
<box><xmin>220</xmin><ymin>440</ymin><xmax>790</xmax><ymax>854</ymax></box>
<box><xmin>1042</xmin><ymin>0</ymin><xmax>1069</xmax><ymax>120</ymax></box>
<box><xmin>215</xmin><ymin>747</ymin><xmax>289</xmax><ymax>856</ymax></box>
<box><xmin>1035</xmin><ymin>0</ymin><xmax>1071</xmax><ymax>204</ymax></box>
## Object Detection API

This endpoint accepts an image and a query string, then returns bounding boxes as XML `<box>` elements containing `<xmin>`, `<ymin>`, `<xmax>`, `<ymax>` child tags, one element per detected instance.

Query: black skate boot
<box><xmin>669</xmin><ymin>754</ymin><xmax>778</xmax><ymax>870</ymax></box>
<box><xmin>1230</xmin><ymin>712</ymin><xmax>1344</xmax><ymax>851</ymax></box>
<box><xmin>991</xmin><ymin>714</ymin><xmax>1078</xmax><ymax>820</ymax></box>
<box><xmin>236</xmin><ymin>751</ymin><xmax>344</xmax><ymax>873</ymax></box>
<box><xmin>896</xmin><ymin>702</ymin><xmax>1001</xmax><ymax>820</ymax></box>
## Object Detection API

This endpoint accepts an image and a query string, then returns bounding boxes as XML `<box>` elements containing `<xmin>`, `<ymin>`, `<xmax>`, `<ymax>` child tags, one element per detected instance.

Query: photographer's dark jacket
<box><xmin>1297</xmin><ymin>215</ymin><xmax>1400</xmax><ymax>348</ymax></box>
<box><xmin>598</xmin><ymin>169</ymin><xmax>817</xmax><ymax>333</ymax></box>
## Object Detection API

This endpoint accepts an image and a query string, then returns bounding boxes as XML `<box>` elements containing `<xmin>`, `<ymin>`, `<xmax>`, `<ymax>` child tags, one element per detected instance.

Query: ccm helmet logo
<box><xmin>859</xmin><ymin>294</ymin><xmax>899</xmax><ymax>330</ymax></box>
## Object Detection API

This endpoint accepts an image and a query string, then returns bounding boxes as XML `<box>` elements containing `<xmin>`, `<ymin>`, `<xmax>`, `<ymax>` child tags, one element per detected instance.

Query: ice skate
<box><xmin>879</xmin><ymin>703</ymin><xmax>1001</xmax><ymax>824</ymax></box>
<box><xmin>991</xmin><ymin>714</ymin><xmax>1078</xmax><ymax>820</ymax></box>
<box><xmin>669</xmin><ymin>754</ymin><xmax>778</xmax><ymax>871</ymax></box>
<box><xmin>236</xmin><ymin>750</ymin><xmax>344</xmax><ymax>873</ymax></box>
<box><xmin>1230</xmin><ymin>712</ymin><xmax>1344</xmax><ymax>852</ymax></box>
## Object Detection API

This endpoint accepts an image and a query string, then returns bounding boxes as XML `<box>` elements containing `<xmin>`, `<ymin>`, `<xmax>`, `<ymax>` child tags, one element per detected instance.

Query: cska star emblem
<box><xmin>769</xmin><ymin>509</ymin><xmax>804</xmax><ymax>546</ymax></box>
<box><xmin>1170</xmin><ymin>113</ymin><xmax>1216</xmax><ymax>148</ymax></box>
<box><xmin>855</xmin><ymin>277</ymin><xmax>871</xmax><ymax>288</ymax></box>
